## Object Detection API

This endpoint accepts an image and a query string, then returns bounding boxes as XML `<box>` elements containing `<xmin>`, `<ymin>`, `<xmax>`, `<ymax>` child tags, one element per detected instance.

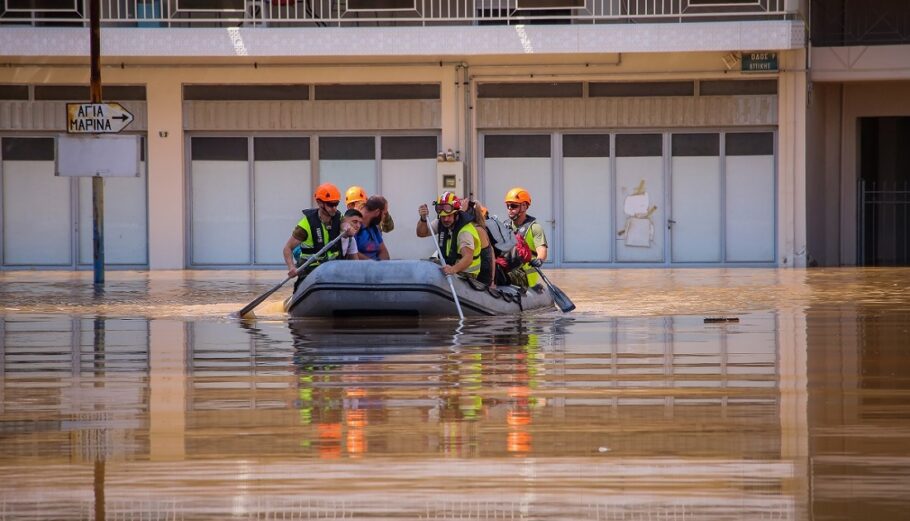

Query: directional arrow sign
<box><xmin>66</xmin><ymin>102</ymin><xmax>135</xmax><ymax>134</ymax></box>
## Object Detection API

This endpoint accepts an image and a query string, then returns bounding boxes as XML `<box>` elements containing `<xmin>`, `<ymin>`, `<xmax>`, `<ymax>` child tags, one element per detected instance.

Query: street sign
<box><xmin>741</xmin><ymin>52</ymin><xmax>778</xmax><ymax>73</ymax></box>
<box><xmin>66</xmin><ymin>102</ymin><xmax>134</xmax><ymax>134</ymax></box>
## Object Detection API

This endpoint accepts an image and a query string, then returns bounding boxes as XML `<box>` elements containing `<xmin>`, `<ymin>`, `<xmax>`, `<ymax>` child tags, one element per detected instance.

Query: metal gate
<box><xmin>858</xmin><ymin>179</ymin><xmax>910</xmax><ymax>266</ymax></box>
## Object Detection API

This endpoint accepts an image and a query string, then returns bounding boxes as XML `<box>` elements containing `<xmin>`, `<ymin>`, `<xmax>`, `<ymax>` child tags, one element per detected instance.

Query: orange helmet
<box><xmin>434</xmin><ymin>191</ymin><xmax>461</xmax><ymax>216</ymax></box>
<box><xmin>345</xmin><ymin>185</ymin><xmax>368</xmax><ymax>206</ymax></box>
<box><xmin>505</xmin><ymin>187</ymin><xmax>531</xmax><ymax>206</ymax></box>
<box><xmin>313</xmin><ymin>182</ymin><xmax>341</xmax><ymax>203</ymax></box>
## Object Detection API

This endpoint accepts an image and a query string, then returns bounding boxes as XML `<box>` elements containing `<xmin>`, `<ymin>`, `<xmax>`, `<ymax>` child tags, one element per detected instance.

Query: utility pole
<box><xmin>90</xmin><ymin>0</ymin><xmax>104</xmax><ymax>284</ymax></box>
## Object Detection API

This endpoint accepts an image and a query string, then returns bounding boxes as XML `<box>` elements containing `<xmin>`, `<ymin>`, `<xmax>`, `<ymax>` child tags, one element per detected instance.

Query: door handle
<box><xmin>667</xmin><ymin>219</ymin><xmax>676</xmax><ymax>229</ymax></box>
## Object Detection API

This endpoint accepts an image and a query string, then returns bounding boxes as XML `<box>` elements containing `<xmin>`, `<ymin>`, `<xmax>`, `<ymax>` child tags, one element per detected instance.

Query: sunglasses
<box><xmin>322</xmin><ymin>200</ymin><xmax>340</xmax><ymax>208</ymax></box>
<box><xmin>506</xmin><ymin>203</ymin><xmax>522</xmax><ymax>210</ymax></box>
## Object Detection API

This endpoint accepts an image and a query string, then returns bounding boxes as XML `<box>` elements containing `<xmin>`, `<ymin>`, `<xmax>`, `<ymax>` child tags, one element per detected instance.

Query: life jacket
<box><xmin>437</xmin><ymin>213</ymin><xmax>481</xmax><ymax>276</ymax></box>
<box><xmin>513</xmin><ymin>215</ymin><xmax>541</xmax><ymax>286</ymax></box>
<box><xmin>295</xmin><ymin>208</ymin><xmax>342</xmax><ymax>266</ymax></box>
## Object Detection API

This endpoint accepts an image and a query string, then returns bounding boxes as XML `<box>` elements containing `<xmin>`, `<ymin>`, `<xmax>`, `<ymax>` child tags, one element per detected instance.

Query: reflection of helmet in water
<box><xmin>345</xmin><ymin>185</ymin><xmax>367</xmax><ymax>206</ymax></box>
<box><xmin>314</xmin><ymin>183</ymin><xmax>341</xmax><ymax>203</ymax></box>
<box><xmin>505</xmin><ymin>187</ymin><xmax>532</xmax><ymax>206</ymax></box>
<box><xmin>434</xmin><ymin>191</ymin><xmax>462</xmax><ymax>214</ymax></box>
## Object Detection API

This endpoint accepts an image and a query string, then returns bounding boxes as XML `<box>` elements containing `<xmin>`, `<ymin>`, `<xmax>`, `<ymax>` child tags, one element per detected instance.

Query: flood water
<box><xmin>1</xmin><ymin>268</ymin><xmax>908</xmax><ymax>520</ymax></box>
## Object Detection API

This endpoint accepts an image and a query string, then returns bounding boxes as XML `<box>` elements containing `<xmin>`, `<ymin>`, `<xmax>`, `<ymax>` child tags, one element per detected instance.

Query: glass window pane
<box><xmin>726</xmin><ymin>155</ymin><xmax>775</xmax><ymax>262</ymax></box>
<box><xmin>483</xmin><ymin>135</ymin><xmax>553</xmax><ymax>262</ymax></box>
<box><xmin>254</xmin><ymin>163</ymin><xmax>310</xmax><ymax>264</ymax></box>
<box><xmin>615</xmin><ymin>135</ymin><xmax>664</xmax><ymax>263</ymax></box>
<box><xmin>671</xmin><ymin>134</ymin><xmax>721</xmax><ymax>263</ymax></box>
<box><xmin>381</xmin><ymin>157</ymin><xmax>437</xmax><ymax>260</ymax></box>
<box><xmin>191</xmin><ymin>153</ymin><xmax>250</xmax><ymax>265</ymax></box>
<box><xmin>563</xmin><ymin>134</ymin><xmax>611</xmax><ymax>262</ymax></box>
<box><xmin>2</xmin><ymin>139</ymin><xmax>71</xmax><ymax>265</ymax></box>
<box><xmin>319</xmin><ymin>137</ymin><xmax>376</xmax><ymax>202</ymax></box>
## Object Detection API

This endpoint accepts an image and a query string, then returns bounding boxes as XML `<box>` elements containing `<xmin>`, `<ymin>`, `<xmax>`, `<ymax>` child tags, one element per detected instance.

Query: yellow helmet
<box><xmin>345</xmin><ymin>185</ymin><xmax>368</xmax><ymax>206</ymax></box>
<box><xmin>504</xmin><ymin>187</ymin><xmax>531</xmax><ymax>206</ymax></box>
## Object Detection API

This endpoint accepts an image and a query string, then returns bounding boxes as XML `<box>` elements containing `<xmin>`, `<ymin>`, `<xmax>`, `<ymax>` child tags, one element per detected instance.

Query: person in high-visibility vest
<box><xmin>282</xmin><ymin>183</ymin><xmax>358</xmax><ymax>290</ymax></box>
<box><xmin>504</xmin><ymin>187</ymin><xmax>548</xmax><ymax>288</ymax></box>
<box><xmin>416</xmin><ymin>192</ymin><xmax>482</xmax><ymax>278</ymax></box>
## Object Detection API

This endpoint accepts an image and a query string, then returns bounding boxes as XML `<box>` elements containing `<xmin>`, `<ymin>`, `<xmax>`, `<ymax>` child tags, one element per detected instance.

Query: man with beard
<box><xmin>504</xmin><ymin>187</ymin><xmax>548</xmax><ymax>288</ymax></box>
<box><xmin>354</xmin><ymin>195</ymin><xmax>391</xmax><ymax>260</ymax></box>
<box><xmin>416</xmin><ymin>192</ymin><xmax>481</xmax><ymax>279</ymax></box>
<box><xmin>345</xmin><ymin>185</ymin><xmax>394</xmax><ymax>233</ymax></box>
<box><xmin>282</xmin><ymin>183</ymin><xmax>355</xmax><ymax>290</ymax></box>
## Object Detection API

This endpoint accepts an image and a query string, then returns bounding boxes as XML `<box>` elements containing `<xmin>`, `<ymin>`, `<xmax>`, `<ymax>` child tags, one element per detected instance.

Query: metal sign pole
<box><xmin>90</xmin><ymin>0</ymin><xmax>104</xmax><ymax>284</ymax></box>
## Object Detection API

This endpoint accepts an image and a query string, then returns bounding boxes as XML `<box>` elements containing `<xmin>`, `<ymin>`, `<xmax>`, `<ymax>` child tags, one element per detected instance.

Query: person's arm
<box><xmin>378</xmin><ymin>242</ymin><xmax>390</xmax><ymax>260</ymax></box>
<box><xmin>442</xmin><ymin>245</ymin><xmax>473</xmax><ymax>275</ymax></box>
<box><xmin>531</xmin><ymin>222</ymin><xmax>548</xmax><ymax>262</ymax></box>
<box><xmin>283</xmin><ymin>235</ymin><xmax>303</xmax><ymax>277</ymax></box>
<box><xmin>381</xmin><ymin>210</ymin><xmax>394</xmax><ymax>233</ymax></box>
<box><xmin>442</xmin><ymin>228</ymin><xmax>475</xmax><ymax>275</ymax></box>
<box><xmin>342</xmin><ymin>236</ymin><xmax>360</xmax><ymax>260</ymax></box>
<box><xmin>416</xmin><ymin>204</ymin><xmax>431</xmax><ymax>237</ymax></box>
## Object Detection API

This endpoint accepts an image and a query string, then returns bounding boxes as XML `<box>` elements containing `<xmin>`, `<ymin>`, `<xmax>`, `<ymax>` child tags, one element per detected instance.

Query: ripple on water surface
<box><xmin>1</xmin><ymin>267</ymin><xmax>909</xmax><ymax>520</ymax></box>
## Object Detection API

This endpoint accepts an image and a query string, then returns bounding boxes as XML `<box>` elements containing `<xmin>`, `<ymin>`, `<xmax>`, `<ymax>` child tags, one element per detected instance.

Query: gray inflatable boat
<box><xmin>285</xmin><ymin>260</ymin><xmax>555</xmax><ymax>317</ymax></box>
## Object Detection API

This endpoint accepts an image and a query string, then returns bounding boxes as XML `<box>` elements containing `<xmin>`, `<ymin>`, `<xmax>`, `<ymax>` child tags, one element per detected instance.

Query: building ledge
<box><xmin>1</xmin><ymin>20</ymin><xmax>804</xmax><ymax>60</ymax></box>
<box><xmin>811</xmin><ymin>44</ymin><xmax>910</xmax><ymax>82</ymax></box>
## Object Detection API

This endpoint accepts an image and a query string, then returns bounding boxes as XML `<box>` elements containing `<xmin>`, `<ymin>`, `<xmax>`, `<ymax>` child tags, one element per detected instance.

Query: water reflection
<box><xmin>0</xmin><ymin>268</ymin><xmax>908</xmax><ymax>519</ymax></box>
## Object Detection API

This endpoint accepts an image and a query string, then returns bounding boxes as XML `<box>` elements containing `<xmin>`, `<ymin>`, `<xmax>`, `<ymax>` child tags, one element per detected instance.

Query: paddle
<box><xmin>237</xmin><ymin>233</ymin><xmax>344</xmax><ymax>319</ymax></box>
<box><xmin>429</xmin><ymin>225</ymin><xmax>465</xmax><ymax>321</ymax></box>
<box><xmin>532</xmin><ymin>263</ymin><xmax>575</xmax><ymax>312</ymax></box>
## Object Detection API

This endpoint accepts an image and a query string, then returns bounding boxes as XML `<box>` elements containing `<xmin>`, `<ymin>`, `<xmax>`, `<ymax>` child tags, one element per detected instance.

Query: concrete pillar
<box><xmin>778</xmin><ymin>50</ymin><xmax>808</xmax><ymax>267</ymax></box>
<box><xmin>145</xmin><ymin>75</ymin><xmax>186</xmax><ymax>269</ymax></box>
<box><xmin>439</xmin><ymin>64</ymin><xmax>461</xmax><ymax>156</ymax></box>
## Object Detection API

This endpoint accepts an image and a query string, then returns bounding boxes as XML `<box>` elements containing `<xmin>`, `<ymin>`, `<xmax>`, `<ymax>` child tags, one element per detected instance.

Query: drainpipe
<box><xmin>459</xmin><ymin>63</ymin><xmax>473</xmax><ymax>197</ymax></box>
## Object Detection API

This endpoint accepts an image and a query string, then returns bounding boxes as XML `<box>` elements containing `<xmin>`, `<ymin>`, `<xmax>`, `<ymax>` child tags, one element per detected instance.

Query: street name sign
<box><xmin>66</xmin><ymin>102</ymin><xmax>134</xmax><ymax>133</ymax></box>
<box><xmin>741</xmin><ymin>52</ymin><xmax>779</xmax><ymax>73</ymax></box>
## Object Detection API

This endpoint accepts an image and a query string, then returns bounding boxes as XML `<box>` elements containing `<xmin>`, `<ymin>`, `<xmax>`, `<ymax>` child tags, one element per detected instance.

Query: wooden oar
<box><xmin>237</xmin><ymin>233</ymin><xmax>344</xmax><ymax>319</ymax></box>
<box><xmin>429</xmin><ymin>226</ymin><xmax>465</xmax><ymax>321</ymax></box>
<box><xmin>533</xmin><ymin>265</ymin><xmax>575</xmax><ymax>312</ymax></box>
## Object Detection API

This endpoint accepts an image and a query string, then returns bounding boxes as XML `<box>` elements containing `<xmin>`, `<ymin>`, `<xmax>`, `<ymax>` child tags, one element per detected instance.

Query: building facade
<box><xmin>1</xmin><ymin>0</ymin><xmax>818</xmax><ymax>270</ymax></box>
<box><xmin>806</xmin><ymin>0</ymin><xmax>910</xmax><ymax>267</ymax></box>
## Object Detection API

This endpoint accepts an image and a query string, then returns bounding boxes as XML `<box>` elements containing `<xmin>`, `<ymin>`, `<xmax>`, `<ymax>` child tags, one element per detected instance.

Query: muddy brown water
<box><xmin>1</xmin><ymin>268</ymin><xmax>908</xmax><ymax>520</ymax></box>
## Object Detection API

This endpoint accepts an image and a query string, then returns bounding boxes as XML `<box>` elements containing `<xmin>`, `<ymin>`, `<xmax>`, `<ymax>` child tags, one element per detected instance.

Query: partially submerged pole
<box><xmin>90</xmin><ymin>0</ymin><xmax>104</xmax><ymax>284</ymax></box>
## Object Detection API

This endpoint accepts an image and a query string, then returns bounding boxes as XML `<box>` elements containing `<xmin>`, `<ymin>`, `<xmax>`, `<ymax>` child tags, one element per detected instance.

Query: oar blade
<box><xmin>236</xmin><ymin>233</ymin><xmax>345</xmax><ymax>319</ymax></box>
<box><xmin>550</xmin><ymin>285</ymin><xmax>576</xmax><ymax>313</ymax></box>
<box><xmin>534</xmin><ymin>267</ymin><xmax>575</xmax><ymax>313</ymax></box>
<box><xmin>237</xmin><ymin>280</ymin><xmax>286</xmax><ymax>318</ymax></box>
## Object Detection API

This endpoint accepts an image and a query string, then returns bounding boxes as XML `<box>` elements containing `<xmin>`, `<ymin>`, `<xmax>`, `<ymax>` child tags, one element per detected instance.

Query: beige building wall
<box><xmin>2</xmin><ymin>49</ymin><xmax>802</xmax><ymax>269</ymax></box>
<box><xmin>0</xmin><ymin>64</ymin><xmax>455</xmax><ymax>268</ymax></box>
